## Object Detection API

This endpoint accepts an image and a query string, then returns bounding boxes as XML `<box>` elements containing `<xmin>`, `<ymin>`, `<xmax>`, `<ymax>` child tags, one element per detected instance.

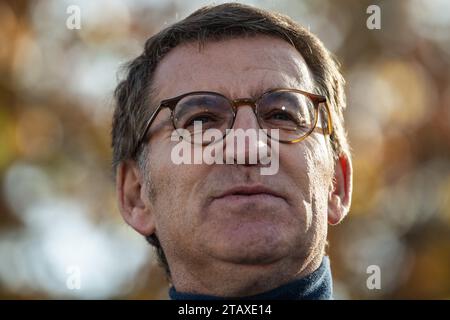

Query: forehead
<box><xmin>152</xmin><ymin>35</ymin><xmax>315</xmax><ymax>101</ymax></box>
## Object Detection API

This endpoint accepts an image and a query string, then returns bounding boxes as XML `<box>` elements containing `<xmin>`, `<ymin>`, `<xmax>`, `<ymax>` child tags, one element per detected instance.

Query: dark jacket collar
<box><xmin>169</xmin><ymin>256</ymin><xmax>332</xmax><ymax>300</ymax></box>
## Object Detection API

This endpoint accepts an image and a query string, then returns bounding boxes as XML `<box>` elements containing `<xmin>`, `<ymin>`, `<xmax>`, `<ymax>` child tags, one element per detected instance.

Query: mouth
<box><xmin>214</xmin><ymin>185</ymin><xmax>286</xmax><ymax>202</ymax></box>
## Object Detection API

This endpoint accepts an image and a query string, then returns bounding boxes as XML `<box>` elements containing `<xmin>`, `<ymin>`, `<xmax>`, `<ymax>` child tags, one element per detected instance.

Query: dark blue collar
<box><xmin>169</xmin><ymin>256</ymin><xmax>332</xmax><ymax>300</ymax></box>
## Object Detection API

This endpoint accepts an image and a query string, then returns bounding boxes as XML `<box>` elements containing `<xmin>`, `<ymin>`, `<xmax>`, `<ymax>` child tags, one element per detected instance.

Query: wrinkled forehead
<box><xmin>151</xmin><ymin>35</ymin><xmax>316</xmax><ymax>102</ymax></box>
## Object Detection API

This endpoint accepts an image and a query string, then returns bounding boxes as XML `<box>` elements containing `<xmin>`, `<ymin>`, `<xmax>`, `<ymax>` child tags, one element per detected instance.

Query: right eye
<box><xmin>183</xmin><ymin>112</ymin><xmax>219</xmax><ymax>128</ymax></box>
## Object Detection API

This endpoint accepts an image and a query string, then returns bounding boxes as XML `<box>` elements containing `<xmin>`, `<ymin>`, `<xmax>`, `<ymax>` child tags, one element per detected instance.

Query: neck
<box><xmin>169</xmin><ymin>250</ymin><xmax>323</xmax><ymax>297</ymax></box>
<box><xmin>169</xmin><ymin>256</ymin><xmax>332</xmax><ymax>300</ymax></box>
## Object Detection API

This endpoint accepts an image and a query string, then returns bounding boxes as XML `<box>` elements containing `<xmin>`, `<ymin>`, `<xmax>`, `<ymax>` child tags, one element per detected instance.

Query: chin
<box><xmin>203</xmin><ymin>219</ymin><xmax>294</xmax><ymax>265</ymax></box>
<box><xmin>220</xmin><ymin>247</ymin><xmax>286</xmax><ymax>265</ymax></box>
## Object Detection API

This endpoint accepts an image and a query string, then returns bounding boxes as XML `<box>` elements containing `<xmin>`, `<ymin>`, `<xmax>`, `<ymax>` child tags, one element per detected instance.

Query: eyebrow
<box><xmin>249</xmin><ymin>86</ymin><xmax>268</xmax><ymax>99</ymax></box>
<box><xmin>249</xmin><ymin>84</ymin><xmax>305</xmax><ymax>99</ymax></box>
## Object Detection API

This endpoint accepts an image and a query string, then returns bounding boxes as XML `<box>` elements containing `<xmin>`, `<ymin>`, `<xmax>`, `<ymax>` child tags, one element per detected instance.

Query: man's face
<box><xmin>142</xmin><ymin>36</ymin><xmax>334</xmax><ymax>278</ymax></box>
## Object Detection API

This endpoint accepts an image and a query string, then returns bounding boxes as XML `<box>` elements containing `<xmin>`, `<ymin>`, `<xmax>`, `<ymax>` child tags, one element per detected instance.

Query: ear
<box><xmin>328</xmin><ymin>153</ymin><xmax>353</xmax><ymax>225</ymax></box>
<box><xmin>116</xmin><ymin>160</ymin><xmax>156</xmax><ymax>236</ymax></box>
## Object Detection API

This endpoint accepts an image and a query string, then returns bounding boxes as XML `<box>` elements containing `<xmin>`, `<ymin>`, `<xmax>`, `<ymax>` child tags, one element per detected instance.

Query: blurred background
<box><xmin>0</xmin><ymin>0</ymin><xmax>449</xmax><ymax>299</ymax></box>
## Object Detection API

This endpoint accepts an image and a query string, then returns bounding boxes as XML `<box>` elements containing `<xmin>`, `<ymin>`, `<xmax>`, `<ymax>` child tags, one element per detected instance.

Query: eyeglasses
<box><xmin>135</xmin><ymin>88</ymin><xmax>333</xmax><ymax>154</ymax></box>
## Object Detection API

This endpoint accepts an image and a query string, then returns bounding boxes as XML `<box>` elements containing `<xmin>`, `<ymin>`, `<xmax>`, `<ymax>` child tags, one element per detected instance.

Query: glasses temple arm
<box><xmin>134</xmin><ymin>105</ymin><xmax>163</xmax><ymax>156</ymax></box>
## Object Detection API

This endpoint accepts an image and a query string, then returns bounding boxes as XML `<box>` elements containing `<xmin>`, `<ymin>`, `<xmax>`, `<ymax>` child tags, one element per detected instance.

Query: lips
<box><xmin>215</xmin><ymin>185</ymin><xmax>285</xmax><ymax>200</ymax></box>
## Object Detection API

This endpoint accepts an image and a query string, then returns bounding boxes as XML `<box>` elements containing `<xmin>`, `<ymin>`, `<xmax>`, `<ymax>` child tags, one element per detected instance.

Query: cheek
<box><xmin>303</xmin><ymin>138</ymin><xmax>334</xmax><ymax>226</ymax></box>
<box><xmin>279</xmin><ymin>142</ymin><xmax>324</xmax><ymax>199</ymax></box>
<box><xmin>146</xmin><ymin>141</ymin><xmax>208</xmax><ymax>226</ymax></box>
<box><xmin>279</xmin><ymin>139</ymin><xmax>333</xmax><ymax>226</ymax></box>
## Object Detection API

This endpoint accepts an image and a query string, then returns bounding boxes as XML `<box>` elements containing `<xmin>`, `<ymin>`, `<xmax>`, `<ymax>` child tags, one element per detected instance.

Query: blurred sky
<box><xmin>0</xmin><ymin>0</ymin><xmax>449</xmax><ymax>299</ymax></box>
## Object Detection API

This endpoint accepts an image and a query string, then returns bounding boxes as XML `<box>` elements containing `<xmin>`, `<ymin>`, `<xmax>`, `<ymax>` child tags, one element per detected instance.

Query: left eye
<box><xmin>265</xmin><ymin>109</ymin><xmax>298</xmax><ymax>123</ymax></box>
<box><xmin>270</xmin><ymin>111</ymin><xmax>293</xmax><ymax>121</ymax></box>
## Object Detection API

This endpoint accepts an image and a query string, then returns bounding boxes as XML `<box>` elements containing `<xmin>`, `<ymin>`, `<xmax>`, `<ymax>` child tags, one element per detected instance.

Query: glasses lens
<box><xmin>173</xmin><ymin>93</ymin><xmax>234</xmax><ymax>144</ymax></box>
<box><xmin>257</xmin><ymin>90</ymin><xmax>316</xmax><ymax>142</ymax></box>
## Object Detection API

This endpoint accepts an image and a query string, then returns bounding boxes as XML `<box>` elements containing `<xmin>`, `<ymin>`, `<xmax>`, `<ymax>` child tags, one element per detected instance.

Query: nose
<box><xmin>232</xmin><ymin>105</ymin><xmax>259</xmax><ymax>131</ymax></box>
<box><xmin>224</xmin><ymin>104</ymin><xmax>270</xmax><ymax>165</ymax></box>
